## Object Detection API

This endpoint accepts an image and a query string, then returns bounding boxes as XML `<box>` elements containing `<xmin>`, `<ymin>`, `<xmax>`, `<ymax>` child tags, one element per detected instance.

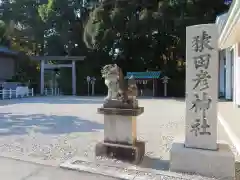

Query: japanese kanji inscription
<box><xmin>192</xmin><ymin>30</ymin><xmax>214</xmax><ymax>52</ymax></box>
<box><xmin>185</xmin><ymin>24</ymin><xmax>218</xmax><ymax>150</ymax></box>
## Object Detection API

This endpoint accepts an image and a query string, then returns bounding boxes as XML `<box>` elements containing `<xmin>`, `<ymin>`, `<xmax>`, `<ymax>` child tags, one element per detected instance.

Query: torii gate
<box><xmin>31</xmin><ymin>56</ymin><xmax>85</xmax><ymax>95</ymax></box>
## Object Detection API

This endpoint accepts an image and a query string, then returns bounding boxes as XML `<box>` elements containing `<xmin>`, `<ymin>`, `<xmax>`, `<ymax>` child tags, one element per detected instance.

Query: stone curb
<box><xmin>60</xmin><ymin>156</ymin><xmax>216</xmax><ymax>180</ymax></box>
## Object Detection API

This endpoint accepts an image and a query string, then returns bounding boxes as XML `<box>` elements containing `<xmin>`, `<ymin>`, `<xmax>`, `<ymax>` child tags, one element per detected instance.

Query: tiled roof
<box><xmin>215</xmin><ymin>0</ymin><xmax>236</xmax><ymax>37</ymax></box>
<box><xmin>216</xmin><ymin>13</ymin><xmax>228</xmax><ymax>34</ymax></box>
<box><xmin>0</xmin><ymin>46</ymin><xmax>17</xmax><ymax>55</ymax></box>
<box><xmin>125</xmin><ymin>71</ymin><xmax>161</xmax><ymax>79</ymax></box>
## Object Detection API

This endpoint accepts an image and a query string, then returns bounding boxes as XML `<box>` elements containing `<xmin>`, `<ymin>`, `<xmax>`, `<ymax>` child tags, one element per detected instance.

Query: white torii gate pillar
<box><xmin>40</xmin><ymin>60</ymin><xmax>77</xmax><ymax>95</ymax></box>
<box><xmin>72</xmin><ymin>60</ymin><xmax>76</xmax><ymax>95</ymax></box>
<box><xmin>40</xmin><ymin>60</ymin><xmax>45</xmax><ymax>95</ymax></box>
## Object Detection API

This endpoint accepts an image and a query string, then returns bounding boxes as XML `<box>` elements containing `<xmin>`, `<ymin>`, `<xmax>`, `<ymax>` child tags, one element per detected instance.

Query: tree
<box><xmin>37</xmin><ymin>0</ymin><xmax>99</xmax><ymax>94</ymax></box>
<box><xmin>83</xmin><ymin>0</ymin><xmax>229</xmax><ymax>95</ymax></box>
<box><xmin>0</xmin><ymin>20</ymin><xmax>15</xmax><ymax>47</ymax></box>
<box><xmin>0</xmin><ymin>0</ymin><xmax>93</xmax><ymax>94</ymax></box>
<box><xmin>0</xmin><ymin>0</ymin><xmax>44</xmax><ymax>87</ymax></box>
<box><xmin>83</xmin><ymin>0</ymin><xmax>164</xmax><ymax>99</ymax></box>
<box><xmin>0</xmin><ymin>0</ymin><xmax>229</xmax><ymax>96</ymax></box>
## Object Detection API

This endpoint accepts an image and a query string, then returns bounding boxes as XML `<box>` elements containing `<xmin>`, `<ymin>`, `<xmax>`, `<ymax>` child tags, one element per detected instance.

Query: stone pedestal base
<box><xmin>103</xmin><ymin>114</ymin><xmax>137</xmax><ymax>145</ymax></box>
<box><xmin>170</xmin><ymin>140</ymin><xmax>235</xmax><ymax>179</ymax></box>
<box><xmin>95</xmin><ymin>141</ymin><xmax>145</xmax><ymax>164</ymax></box>
<box><xmin>97</xmin><ymin>106</ymin><xmax>144</xmax><ymax>164</ymax></box>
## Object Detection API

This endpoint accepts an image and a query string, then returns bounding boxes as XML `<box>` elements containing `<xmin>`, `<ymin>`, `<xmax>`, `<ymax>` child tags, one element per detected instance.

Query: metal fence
<box><xmin>0</xmin><ymin>88</ymin><xmax>34</xmax><ymax>100</ymax></box>
<box><xmin>44</xmin><ymin>88</ymin><xmax>60</xmax><ymax>96</ymax></box>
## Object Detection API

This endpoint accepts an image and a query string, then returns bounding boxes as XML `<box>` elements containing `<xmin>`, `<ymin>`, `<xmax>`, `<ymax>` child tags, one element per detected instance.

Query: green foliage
<box><xmin>0</xmin><ymin>20</ymin><xmax>6</xmax><ymax>38</ymax></box>
<box><xmin>12</xmin><ymin>52</ymin><xmax>39</xmax><ymax>85</ymax></box>
<box><xmin>0</xmin><ymin>20</ymin><xmax>15</xmax><ymax>47</ymax></box>
<box><xmin>83</xmin><ymin>0</ymin><xmax>228</xmax><ymax>72</ymax></box>
<box><xmin>0</xmin><ymin>20</ymin><xmax>9</xmax><ymax>46</ymax></box>
<box><xmin>0</xmin><ymin>0</ymin><xmax>230</xmax><ymax>95</ymax></box>
<box><xmin>83</xmin><ymin>1</ymin><xmax>158</xmax><ymax>73</ymax></box>
<box><xmin>38</xmin><ymin>0</ymin><xmax>54</xmax><ymax>22</ymax></box>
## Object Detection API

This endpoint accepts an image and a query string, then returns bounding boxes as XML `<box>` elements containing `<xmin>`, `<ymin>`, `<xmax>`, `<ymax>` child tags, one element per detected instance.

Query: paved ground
<box><xmin>0</xmin><ymin>156</ymin><xmax>120</xmax><ymax>180</ymax></box>
<box><xmin>218</xmin><ymin>101</ymin><xmax>240</xmax><ymax>158</ymax></box>
<box><xmin>0</xmin><ymin>96</ymin><xmax>236</xmax><ymax>179</ymax></box>
<box><xmin>0</xmin><ymin>96</ymin><xmax>188</xmax><ymax>168</ymax></box>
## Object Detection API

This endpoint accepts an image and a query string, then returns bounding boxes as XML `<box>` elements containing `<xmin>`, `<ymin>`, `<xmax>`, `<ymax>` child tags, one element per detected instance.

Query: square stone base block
<box><xmin>95</xmin><ymin>141</ymin><xmax>145</xmax><ymax>165</ymax></box>
<box><xmin>104</xmin><ymin>114</ymin><xmax>137</xmax><ymax>145</ymax></box>
<box><xmin>170</xmin><ymin>140</ymin><xmax>235</xmax><ymax>179</ymax></box>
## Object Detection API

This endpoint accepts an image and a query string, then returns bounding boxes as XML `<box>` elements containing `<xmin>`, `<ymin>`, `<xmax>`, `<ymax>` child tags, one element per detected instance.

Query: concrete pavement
<box><xmin>0</xmin><ymin>156</ymin><xmax>218</xmax><ymax>180</ymax></box>
<box><xmin>0</xmin><ymin>97</ymin><xmax>237</xmax><ymax>179</ymax></box>
<box><xmin>0</xmin><ymin>97</ymin><xmax>187</xmax><ymax>168</ymax></box>
<box><xmin>218</xmin><ymin>101</ymin><xmax>240</xmax><ymax>158</ymax></box>
<box><xmin>0</xmin><ymin>156</ymin><xmax>121</xmax><ymax>180</ymax></box>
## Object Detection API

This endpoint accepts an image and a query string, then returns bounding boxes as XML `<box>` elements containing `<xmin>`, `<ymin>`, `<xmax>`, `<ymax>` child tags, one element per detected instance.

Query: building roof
<box><xmin>216</xmin><ymin>13</ymin><xmax>228</xmax><ymax>34</ymax></box>
<box><xmin>216</xmin><ymin>0</ymin><xmax>240</xmax><ymax>49</ymax></box>
<box><xmin>0</xmin><ymin>46</ymin><xmax>18</xmax><ymax>56</ymax></box>
<box><xmin>125</xmin><ymin>71</ymin><xmax>161</xmax><ymax>79</ymax></box>
<box><xmin>30</xmin><ymin>56</ymin><xmax>85</xmax><ymax>61</ymax></box>
<box><xmin>216</xmin><ymin>0</ymin><xmax>234</xmax><ymax>29</ymax></box>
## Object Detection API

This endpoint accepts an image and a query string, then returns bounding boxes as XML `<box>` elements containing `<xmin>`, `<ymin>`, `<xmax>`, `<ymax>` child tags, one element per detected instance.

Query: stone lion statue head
<box><xmin>101</xmin><ymin>64</ymin><xmax>119</xmax><ymax>78</ymax></box>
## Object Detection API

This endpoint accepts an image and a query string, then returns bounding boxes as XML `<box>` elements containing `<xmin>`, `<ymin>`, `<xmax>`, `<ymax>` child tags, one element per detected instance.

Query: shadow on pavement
<box><xmin>140</xmin><ymin>156</ymin><xmax>170</xmax><ymax>171</ymax></box>
<box><xmin>0</xmin><ymin>96</ymin><xmax>104</xmax><ymax>105</ymax></box>
<box><xmin>0</xmin><ymin>112</ymin><xmax>103</xmax><ymax>136</ymax></box>
<box><xmin>0</xmin><ymin>97</ymin><xmax>105</xmax><ymax>106</ymax></box>
<box><xmin>137</xmin><ymin>97</ymin><xmax>185</xmax><ymax>102</ymax></box>
<box><xmin>30</xmin><ymin>98</ymin><xmax>104</xmax><ymax>105</ymax></box>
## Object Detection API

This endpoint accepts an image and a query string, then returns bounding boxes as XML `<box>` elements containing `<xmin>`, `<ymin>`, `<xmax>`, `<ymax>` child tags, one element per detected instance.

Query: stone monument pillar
<box><xmin>169</xmin><ymin>24</ymin><xmax>235</xmax><ymax>179</ymax></box>
<box><xmin>95</xmin><ymin>64</ymin><xmax>145</xmax><ymax>164</ymax></box>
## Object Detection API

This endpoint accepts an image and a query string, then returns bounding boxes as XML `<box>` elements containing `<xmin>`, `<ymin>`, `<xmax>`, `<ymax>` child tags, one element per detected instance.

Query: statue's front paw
<box><xmin>104</xmin><ymin>96</ymin><xmax>111</xmax><ymax>101</ymax></box>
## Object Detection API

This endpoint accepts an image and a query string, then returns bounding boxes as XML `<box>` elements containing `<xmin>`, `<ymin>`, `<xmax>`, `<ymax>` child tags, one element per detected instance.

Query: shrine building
<box><xmin>125</xmin><ymin>71</ymin><xmax>161</xmax><ymax>97</ymax></box>
<box><xmin>0</xmin><ymin>46</ymin><xmax>18</xmax><ymax>83</ymax></box>
<box><xmin>216</xmin><ymin>0</ymin><xmax>240</xmax><ymax>107</ymax></box>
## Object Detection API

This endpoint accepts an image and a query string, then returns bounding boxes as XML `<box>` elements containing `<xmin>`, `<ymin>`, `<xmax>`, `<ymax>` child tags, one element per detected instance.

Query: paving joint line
<box><xmin>20</xmin><ymin>167</ymin><xmax>44</xmax><ymax>180</ymax></box>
